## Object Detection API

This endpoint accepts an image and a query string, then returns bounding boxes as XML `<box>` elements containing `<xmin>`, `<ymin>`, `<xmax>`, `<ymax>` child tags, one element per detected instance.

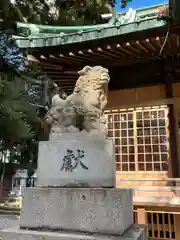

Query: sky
<box><xmin>115</xmin><ymin>0</ymin><xmax>168</xmax><ymax>12</ymax></box>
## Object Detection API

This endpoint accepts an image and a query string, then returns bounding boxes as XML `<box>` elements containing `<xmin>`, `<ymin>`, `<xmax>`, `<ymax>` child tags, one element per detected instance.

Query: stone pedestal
<box><xmin>37</xmin><ymin>133</ymin><xmax>116</xmax><ymax>188</ymax></box>
<box><xmin>0</xmin><ymin>224</ymin><xmax>147</xmax><ymax>240</ymax></box>
<box><xmin>0</xmin><ymin>133</ymin><xmax>147</xmax><ymax>240</ymax></box>
<box><xmin>19</xmin><ymin>188</ymin><xmax>133</xmax><ymax>235</ymax></box>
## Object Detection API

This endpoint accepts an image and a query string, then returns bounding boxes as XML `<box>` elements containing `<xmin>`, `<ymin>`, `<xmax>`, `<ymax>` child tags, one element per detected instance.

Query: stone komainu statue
<box><xmin>45</xmin><ymin>66</ymin><xmax>110</xmax><ymax>138</ymax></box>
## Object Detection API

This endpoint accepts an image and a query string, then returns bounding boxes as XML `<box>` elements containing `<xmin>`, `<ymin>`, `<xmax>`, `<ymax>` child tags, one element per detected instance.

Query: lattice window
<box><xmin>105</xmin><ymin>106</ymin><xmax>169</xmax><ymax>171</ymax></box>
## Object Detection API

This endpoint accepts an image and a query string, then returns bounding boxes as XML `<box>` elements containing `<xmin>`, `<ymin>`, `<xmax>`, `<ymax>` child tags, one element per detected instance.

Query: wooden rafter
<box><xmin>32</xmin><ymin>31</ymin><xmax>180</xmax><ymax>93</ymax></box>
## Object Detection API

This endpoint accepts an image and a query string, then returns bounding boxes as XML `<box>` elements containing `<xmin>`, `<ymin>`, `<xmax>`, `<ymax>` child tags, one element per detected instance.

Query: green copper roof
<box><xmin>14</xmin><ymin>4</ymin><xmax>167</xmax><ymax>49</ymax></box>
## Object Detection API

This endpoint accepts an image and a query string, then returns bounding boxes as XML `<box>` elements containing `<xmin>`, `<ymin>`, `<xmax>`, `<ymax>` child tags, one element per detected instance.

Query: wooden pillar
<box><xmin>165</xmin><ymin>81</ymin><xmax>180</xmax><ymax>179</ymax></box>
<box><xmin>169</xmin><ymin>0</ymin><xmax>180</xmax><ymax>24</ymax></box>
<box><xmin>137</xmin><ymin>208</ymin><xmax>146</xmax><ymax>224</ymax></box>
<box><xmin>174</xmin><ymin>214</ymin><xmax>180</xmax><ymax>240</ymax></box>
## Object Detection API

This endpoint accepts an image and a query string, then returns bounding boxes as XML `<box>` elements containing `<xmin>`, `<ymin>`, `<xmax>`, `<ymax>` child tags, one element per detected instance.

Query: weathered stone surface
<box><xmin>36</xmin><ymin>133</ymin><xmax>116</xmax><ymax>188</ymax></box>
<box><xmin>0</xmin><ymin>225</ymin><xmax>147</xmax><ymax>240</ymax></box>
<box><xmin>19</xmin><ymin>187</ymin><xmax>133</xmax><ymax>236</ymax></box>
<box><xmin>45</xmin><ymin>66</ymin><xmax>110</xmax><ymax>137</ymax></box>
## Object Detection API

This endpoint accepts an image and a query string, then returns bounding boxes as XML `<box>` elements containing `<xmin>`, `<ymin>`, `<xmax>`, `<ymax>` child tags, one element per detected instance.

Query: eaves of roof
<box><xmin>14</xmin><ymin>4</ymin><xmax>167</xmax><ymax>49</ymax></box>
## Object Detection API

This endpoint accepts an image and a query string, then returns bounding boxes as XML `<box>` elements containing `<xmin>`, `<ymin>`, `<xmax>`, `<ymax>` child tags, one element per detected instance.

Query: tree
<box><xmin>120</xmin><ymin>0</ymin><xmax>133</xmax><ymax>8</ymax></box>
<box><xmin>0</xmin><ymin>16</ymin><xmax>65</xmax><ymax>169</ymax></box>
<box><xmin>0</xmin><ymin>74</ymin><xmax>40</xmax><ymax>193</ymax></box>
<box><xmin>0</xmin><ymin>0</ymin><xmax>114</xmax><ymax>26</ymax></box>
<box><xmin>0</xmin><ymin>1</ymin><xmax>68</xmax><ymax>192</ymax></box>
<box><xmin>0</xmin><ymin>76</ymin><xmax>39</xmax><ymax>146</ymax></box>
<box><xmin>50</xmin><ymin>0</ymin><xmax>114</xmax><ymax>25</ymax></box>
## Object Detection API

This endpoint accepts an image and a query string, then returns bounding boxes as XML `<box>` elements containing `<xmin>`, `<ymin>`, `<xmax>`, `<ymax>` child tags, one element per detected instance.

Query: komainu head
<box><xmin>73</xmin><ymin>66</ymin><xmax>110</xmax><ymax>94</ymax></box>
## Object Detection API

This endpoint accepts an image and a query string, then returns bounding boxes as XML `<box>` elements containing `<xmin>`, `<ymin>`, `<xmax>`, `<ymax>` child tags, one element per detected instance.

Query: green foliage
<box><xmin>0</xmin><ymin>73</ymin><xmax>39</xmax><ymax>188</ymax></box>
<box><xmin>52</xmin><ymin>0</ymin><xmax>114</xmax><ymax>25</ymax></box>
<box><xmin>0</xmin><ymin>74</ymin><xmax>39</xmax><ymax>150</ymax></box>
<box><xmin>9</xmin><ymin>138</ymin><xmax>38</xmax><ymax>166</ymax></box>
<box><xmin>0</xmin><ymin>0</ymin><xmax>114</xmax><ymax>26</ymax></box>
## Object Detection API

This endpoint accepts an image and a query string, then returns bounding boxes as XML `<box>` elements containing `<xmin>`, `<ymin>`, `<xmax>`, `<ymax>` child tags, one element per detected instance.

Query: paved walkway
<box><xmin>0</xmin><ymin>214</ymin><xmax>19</xmax><ymax>230</ymax></box>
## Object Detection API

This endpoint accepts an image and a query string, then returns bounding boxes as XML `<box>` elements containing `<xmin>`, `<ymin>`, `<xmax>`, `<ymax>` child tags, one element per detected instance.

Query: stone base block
<box><xmin>0</xmin><ymin>225</ymin><xmax>147</xmax><ymax>240</ymax></box>
<box><xmin>20</xmin><ymin>187</ymin><xmax>133</xmax><ymax>236</ymax></box>
<box><xmin>37</xmin><ymin>133</ymin><xmax>116</xmax><ymax>188</ymax></box>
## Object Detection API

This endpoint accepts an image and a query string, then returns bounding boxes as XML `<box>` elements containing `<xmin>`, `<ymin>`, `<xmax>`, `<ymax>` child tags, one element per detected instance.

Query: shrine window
<box><xmin>105</xmin><ymin>106</ymin><xmax>169</xmax><ymax>171</ymax></box>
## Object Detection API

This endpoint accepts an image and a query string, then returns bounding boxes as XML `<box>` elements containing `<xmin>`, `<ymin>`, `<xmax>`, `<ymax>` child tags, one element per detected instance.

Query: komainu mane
<box><xmin>45</xmin><ymin>65</ymin><xmax>110</xmax><ymax>138</ymax></box>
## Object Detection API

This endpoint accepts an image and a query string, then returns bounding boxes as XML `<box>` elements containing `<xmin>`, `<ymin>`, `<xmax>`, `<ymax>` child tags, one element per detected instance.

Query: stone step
<box><xmin>37</xmin><ymin>134</ymin><xmax>116</xmax><ymax>188</ymax></box>
<box><xmin>20</xmin><ymin>187</ymin><xmax>133</xmax><ymax>236</ymax></box>
<box><xmin>0</xmin><ymin>224</ymin><xmax>147</xmax><ymax>240</ymax></box>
